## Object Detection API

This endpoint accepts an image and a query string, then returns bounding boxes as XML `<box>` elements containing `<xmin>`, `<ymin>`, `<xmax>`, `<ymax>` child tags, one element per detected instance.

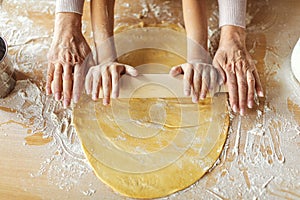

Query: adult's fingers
<box><xmin>200</xmin><ymin>66</ymin><xmax>210</xmax><ymax>100</ymax></box>
<box><xmin>46</xmin><ymin>63</ymin><xmax>54</xmax><ymax>95</ymax></box>
<box><xmin>253</xmin><ymin>69</ymin><xmax>264</xmax><ymax>97</ymax></box>
<box><xmin>53</xmin><ymin>63</ymin><xmax>63</xmax><ymax>101</ymax></box>
<box><xmin>192</xmin><ymin>66</ymin><xmax>202</xmax><ymax>103</ymax></box>
<box><xmin>101</xmin><ymin>68</ymin><xmax>112</xmax><ymax>105</ymax></box>
<box><xmin>124</xmin><ymin>65</ymin><xmax>138</xmax><ymax>76</ymax></box>
<box><xmin>236</xmin><ymin>62</ymin><xmax>248</xmax><ymax>116</ymax></box>
<box><xmin>111</xmin><ymin>65</ymin><xmax>120</xmax><ymax>99</ymax></box>
<box><xmin>62</xmin><ymin>63</ymin><xmax>73</xmax><ymax>108</ymax></box>
<box><xmin>247</xmin><ymin>70</ymin><xmax>255</xmax><ymax>109</ymax></box>
<box><xmin>73</xmin><ymin>63</ymin><xmax>84</xmax><ymax>103</ymax></box>
<box><xmin>183</xmin><ymin>64</ymin><xmax>193</xmax><ymax>96</ymax></box>
<box><xmin>169</xmin><ymin>65</ymin><xmax>183</xmax><ymax>77</ymax></box>
<box><xmin>51</xmin><ymin>81</ymin><xmax>55</xmax><ymax>95</ymax></box>
<box><xmin>225</xmin><ymin>64</ymin><xmax>239</xmax><ymax>113</ymax></box>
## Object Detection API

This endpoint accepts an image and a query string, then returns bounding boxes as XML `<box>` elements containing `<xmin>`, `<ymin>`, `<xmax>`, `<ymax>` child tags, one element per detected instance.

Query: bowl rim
<box><xmin>0</xmin><ymin>36</ymin><xmax>8</xmax><ymax>63</ymax></box>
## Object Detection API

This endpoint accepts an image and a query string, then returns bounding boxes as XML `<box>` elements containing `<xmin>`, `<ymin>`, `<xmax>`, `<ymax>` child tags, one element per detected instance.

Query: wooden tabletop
<box><xmin>0</xmin><ymin>0</ymin><xmax>300</xmax><ymax>199</ymax></box>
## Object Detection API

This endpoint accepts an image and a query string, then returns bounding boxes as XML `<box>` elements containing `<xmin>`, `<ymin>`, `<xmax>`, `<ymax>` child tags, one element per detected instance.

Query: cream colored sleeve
<box><xmin>56</xmin><ymin>0</ymin><xmax>85</xmax><ymax>15</ymax></box>
<box><xmin>218</xmin><ymin>0</ymin><xmax>247</xmax><ymax>28</ymax></box>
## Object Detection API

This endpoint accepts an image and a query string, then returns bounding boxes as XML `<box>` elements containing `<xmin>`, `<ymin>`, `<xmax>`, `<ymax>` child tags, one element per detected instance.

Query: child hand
<box><xmin>85</xmin><ymin>62</ymin><xmax>138</xmax><ymax>105</ymax></box>
<box><xmin>170</xmin><ymin>62</ymin><xmax>222</xmax><ymax>102</ymax></box>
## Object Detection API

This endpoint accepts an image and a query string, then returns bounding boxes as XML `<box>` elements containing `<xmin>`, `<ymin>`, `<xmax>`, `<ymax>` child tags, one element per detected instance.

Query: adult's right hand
<box><xmin>46</xmin><ymin>13</ymin><xmax>92</xmax><ymax>108</ymax></box>
<box><xmin>213</xmin><ymin>26</ymin><xmax>264</xmax><ymax>116</ymax></box>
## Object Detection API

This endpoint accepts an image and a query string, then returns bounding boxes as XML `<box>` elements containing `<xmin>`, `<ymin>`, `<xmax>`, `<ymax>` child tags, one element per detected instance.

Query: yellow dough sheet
<box><xmin>73</xmin><ymin>93</ymin><xmax>229</xmax><ymax>199</ymax></box>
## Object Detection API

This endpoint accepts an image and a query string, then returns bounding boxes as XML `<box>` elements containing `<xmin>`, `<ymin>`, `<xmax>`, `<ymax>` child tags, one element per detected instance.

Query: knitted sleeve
<box><xmin>56</xmin><ymin>0</ymin><xmax>85</xmax><ymax>15</ymax></box>
<box><xmin>218</xmin><ymin>0</ymin><xmax>247</xmax><ymax>28</ymax></box>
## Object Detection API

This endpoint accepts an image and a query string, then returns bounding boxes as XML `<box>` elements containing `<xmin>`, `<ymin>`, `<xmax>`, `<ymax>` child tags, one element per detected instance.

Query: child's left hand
<box><xmin>169</xmin><ymin>62</ymin><xmax>222</xmax><ymax>102</ymax></box>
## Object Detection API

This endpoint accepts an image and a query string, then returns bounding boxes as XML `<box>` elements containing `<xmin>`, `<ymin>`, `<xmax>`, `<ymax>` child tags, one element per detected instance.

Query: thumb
<box><xmin>169</xmin><ymin>65</ymin><xmax>183</xmax><ymax>77</ymax></box>
<box><xmin>124</xmin><ymin>65</ymin><xmax>138</xmax><ymax>76</ymax></box>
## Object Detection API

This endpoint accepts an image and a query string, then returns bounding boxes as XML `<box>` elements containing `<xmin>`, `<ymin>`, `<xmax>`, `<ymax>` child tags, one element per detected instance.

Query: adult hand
<box><xmin>213</xmin><ymin>25</ymin><xmax>264</xmax><ymax>116</ymax></box>
<box><xmin>85</xmin><ymin>62</ymin><xmax>138</xmax><ymax>105</ymax></box>
<box><xmin>170</xmin><ymin>62</ymin><xmax>221</xmax><ymax>102</ymax></box>
<box><xmin>46</xmin><ymin>13</ymin><xmax>92</xmax><ymax>108</ymax></box>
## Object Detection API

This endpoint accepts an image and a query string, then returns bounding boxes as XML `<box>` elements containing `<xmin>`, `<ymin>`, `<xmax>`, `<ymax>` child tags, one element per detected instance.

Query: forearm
<box><xmin>55</xmin><ymin>0</ymin><xmax>83</xmax><ymax>35</ymax></box>
<box><xmin>218</xmin><ymin>0</ymin><xmax>247</xmax><ymax>28</ymax></box>
<box><xmin>218</xmin><ymin>0</ymin><xmax>247</xmax><ymax>48</ymax></box>
<box><xmin>91</xmin><ymin>0</ymin><xmax>116</xmax><ymax>64</ymax></box>
<box><xmin>182</xmin><ymin>0</ymin><xmax>208</xmax><ymax>62</ymax></box>
<box><xmin>54</xmin><ymin>13</ymin><xmax>82</xmax><ymax>38</ymax></box>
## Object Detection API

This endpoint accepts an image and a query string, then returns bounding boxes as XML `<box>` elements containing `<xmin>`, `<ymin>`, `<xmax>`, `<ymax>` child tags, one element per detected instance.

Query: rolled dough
<box><xmin>73</xmin><ymin>26</ymin><xmax>230</xmax><ymax>199</ymax></box>
<box><xmin>74</xmin><ymin>94</ymin><xmax>229</xmax><ymax>198</ymax></box>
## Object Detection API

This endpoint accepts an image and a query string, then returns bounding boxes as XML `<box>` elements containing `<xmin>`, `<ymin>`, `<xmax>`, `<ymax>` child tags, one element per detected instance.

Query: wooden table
<box><xmin>0</xmin><ymin>0</ymin><xmax>299</xmax><ymax>199</ymax></box>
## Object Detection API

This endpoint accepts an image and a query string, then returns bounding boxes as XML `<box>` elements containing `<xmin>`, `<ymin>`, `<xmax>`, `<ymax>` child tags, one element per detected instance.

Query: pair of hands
<box><xmin>173</xmin><ymin>30</ymin><xmax>264</xmax><ymax>115</ymax></box>
<box><xmin>171</xmin><ymin>26</ymin><xmax>264</xmax><ymax>116</ymax></box>
<box><xmin>47</xmin><ymin>15</ymin><xmax>263</xmax><ymax>115</ymax></box>
<box><xmin>47</xmin><ymin>13</ymin><xmax>138</xmax><ymax>107</ymax></box>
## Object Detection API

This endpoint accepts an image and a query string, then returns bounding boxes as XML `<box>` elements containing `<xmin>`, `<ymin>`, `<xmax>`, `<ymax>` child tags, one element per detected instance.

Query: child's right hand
<box><xmin>85</xmin><ymin>62</ymin><xmax>138</xmax><ymax>105</ymax></box>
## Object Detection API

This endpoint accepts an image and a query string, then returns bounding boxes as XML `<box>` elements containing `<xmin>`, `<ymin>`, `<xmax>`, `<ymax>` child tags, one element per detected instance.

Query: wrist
<box><xmin>95</xmin><ymin>38</ymin><xmax>117</xmax><ymax>64</ymax></box>
<box><xmin>187</xmin><ymin>38</ymin><xmax>210</xmax><ymax>63</ymax></box>
<box><xmin>220</xmin><ymin>25</ymin><xmax>246</xmax><ymax>45</ymax></box>
<box><xmin>55</xmin><ymin>13</ymin><xmax>82</xmax><ymax>31</ymax></box>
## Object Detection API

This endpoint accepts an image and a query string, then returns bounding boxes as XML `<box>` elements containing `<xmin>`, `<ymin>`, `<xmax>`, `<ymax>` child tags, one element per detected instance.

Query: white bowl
<box><xmin>291</xmin><ymin>38</ymin><xmax>300</xmax><ymax>82</ymax></box>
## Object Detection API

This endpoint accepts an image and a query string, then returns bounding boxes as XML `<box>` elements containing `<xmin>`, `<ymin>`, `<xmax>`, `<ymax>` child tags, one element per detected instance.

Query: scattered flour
<box><xmin>0</xmin><ymin>80</ymin><xmax>92</xmax><ymax>192</ymax></box>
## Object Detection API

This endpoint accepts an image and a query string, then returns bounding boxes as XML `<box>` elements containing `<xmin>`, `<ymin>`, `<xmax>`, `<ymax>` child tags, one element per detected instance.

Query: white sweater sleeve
<box><xmin>218</xmin><ymin>0</ymin><xmax>247</xmax><ymax>28</ymax></box>
<box><xmin>56</xmin><ymin>0</ymin><xmax>85</xmax><ymax>15</ymax></box>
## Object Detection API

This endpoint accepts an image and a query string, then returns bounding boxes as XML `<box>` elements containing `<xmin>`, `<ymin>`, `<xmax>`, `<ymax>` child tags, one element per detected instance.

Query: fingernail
<box><xmin>258</xmin><ymin>91</ymin><xmax>264</xmax><ymax>97</ymax></box>
<box><xmin>63</xmin><ymin>100</ymin><xmax>69</xmax><ymax>108</ymax></box>
<box><xmin>200</xmin><ymin>94</ymin><xmax>205</xmax><ymax>100</ymax></box>
<box><xmin>55</xmin><ymin>93</ymin><xmax>60</xmax><ymax>101</ymax></box>
<box><xmin>111</xmin><ymin>93</ymin><xmax>117</xmax><ymax>99</ymax></box>
<box><xmin>248</xmin><ymin>101</ymin><xmax>253</xmax><ymax>109</ymax></box>
<box><xmin>92</xmin><ymin>94</ymin><xmax>97</xmax><ymax>101</ymax></box>
<box><xmin>131</xmin><ymin>70</ymin><xmax>138</xmax><ymax>77</ymax></box>
<box><xmin>184</xmin><ymin>90</ymin><xmax>190</xmax><ymax>96</ymax></box>
<box><xmin>192</xmin><ymin>96</ymin><xmax>198</xmax><ymax>103</ymax></box>
<box><xmin>74</xmin><ymin>95</ymin><xmax>79</xmax><ymax>103</ymax></box>
<box><xmin>240</xmin><ymin>108</ymin><xmax>245</xmax><ymax>116</ymax></box>
<box><xmin>103</xmin><ymin>99</ymin><xmax>108</xmax><ymax>106</ymax></box>
<box><xmin>232</xmin><ymin>105</ymin><xmax>238</xmax><ymax>113</ymax></box>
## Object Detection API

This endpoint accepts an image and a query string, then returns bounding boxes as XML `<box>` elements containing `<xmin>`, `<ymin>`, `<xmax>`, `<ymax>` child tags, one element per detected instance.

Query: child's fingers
<box><xmin>85</xmin><ymin>68</ymin><xmax>93</xmax><ymax>95</ymax></box>
<box><xmin>183</xmin><ymin>63</ymin><xmax>193</xmax><ymax>96</ymax></box>
<box><xmin>111</xmin><ymin>65</ymin><xmax>120</xmax><ymax>99</ymax></box>
<box><xmin>124</xmin><ymin>65</ymin><xmax>138</xmax><ymax>76</ymax></box>
<box><xmin>101</xmin><ymin>68</ymin><xmax>111</xmax><ymax>105</ymax></box>
<box><xmin>169</xmin><ymin>65</ymin><xmax>183</xmax><ymax>77</ymax></box>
